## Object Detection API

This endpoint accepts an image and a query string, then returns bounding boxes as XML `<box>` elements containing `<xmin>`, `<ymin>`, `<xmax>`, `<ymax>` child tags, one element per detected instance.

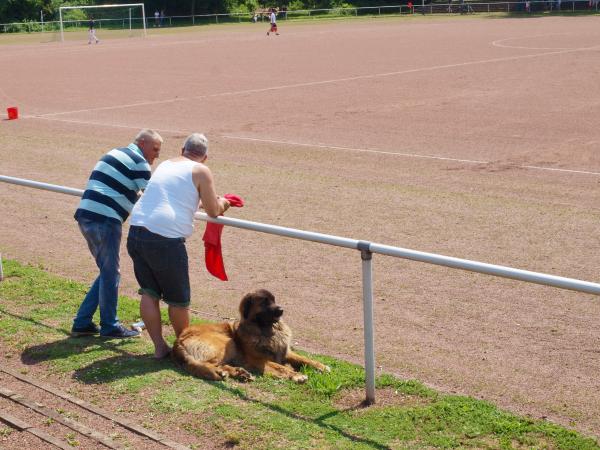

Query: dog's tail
<box><xmin>171</xmin><ymin>341</ymin><xmax>225</xmax><ymax>381</ymax></box>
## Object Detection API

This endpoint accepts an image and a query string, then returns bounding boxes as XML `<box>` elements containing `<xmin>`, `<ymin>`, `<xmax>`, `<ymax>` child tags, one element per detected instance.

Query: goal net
<box><xmin>59</xmin><ymin>3</ymin><xmax>146</xmax><ymax>43</ymax></box>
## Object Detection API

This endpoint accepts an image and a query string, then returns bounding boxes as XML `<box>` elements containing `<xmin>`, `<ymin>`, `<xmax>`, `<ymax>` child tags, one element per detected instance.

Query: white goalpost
<box><xmin>59</xmin><ymin>3</ymin><xmax>147</xmax><ymax>43</ymax></box>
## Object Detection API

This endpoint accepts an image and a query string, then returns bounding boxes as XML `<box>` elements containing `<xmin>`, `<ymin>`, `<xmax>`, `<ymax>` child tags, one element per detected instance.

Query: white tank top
<box><xmin>130</xmin><ymin>159</ymin><xmax>200</xmax><ymax>238</ymax></box>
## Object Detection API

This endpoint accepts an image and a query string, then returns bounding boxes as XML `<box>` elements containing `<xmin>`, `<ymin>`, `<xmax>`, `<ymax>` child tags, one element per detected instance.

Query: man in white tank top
<box><xmin>127</xmin><ymin>133</ymin><xmax>230</xmax><ymax>359</ymax></box>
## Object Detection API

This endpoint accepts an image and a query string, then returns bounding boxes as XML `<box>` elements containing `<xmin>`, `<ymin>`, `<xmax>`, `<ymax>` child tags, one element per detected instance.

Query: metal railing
<box><xmin>1</xmin><ymin>174</ymin><xmax>599</xmax><ymax>403</ymax></box>
<box><xmin>1</xmin><ymin>1</ymin><xmax>598</xmax><ymax>34</ymax></box>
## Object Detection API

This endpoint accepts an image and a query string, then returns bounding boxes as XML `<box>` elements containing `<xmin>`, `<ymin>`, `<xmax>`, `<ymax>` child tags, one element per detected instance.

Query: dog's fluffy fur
<box><xmin>172</xmin><ymin>289</ymin><xmax>329</xmax><ymax>383</ymax></box>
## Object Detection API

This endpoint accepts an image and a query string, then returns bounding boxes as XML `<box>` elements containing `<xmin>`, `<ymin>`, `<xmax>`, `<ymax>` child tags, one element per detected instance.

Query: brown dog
<box><xmin>172</xmin><ymin>289</ymin><xmax>329</xmax><ymax>383</ymax></box>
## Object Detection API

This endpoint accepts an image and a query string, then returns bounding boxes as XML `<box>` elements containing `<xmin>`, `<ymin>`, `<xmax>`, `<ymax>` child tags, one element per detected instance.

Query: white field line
<box><xmin>24</xmin><ymin>114</ymin><xmax>187</xmax><ymax>135</ymax></box>
<box><xmin>491</xmin><ymin>33</ymin><xmax>576</xmax><ymax>50</ymax></box>
<box><xmin>223</xmin><ymin>135</ymin><xmax>600</xmax><ymax>175</ymax></box>
<box><xmin>21</xmin><ymin>114</ymin><xmax>600</xmax><ymax>176</ymax></box>
<box><xmin>34</xmin><ymin>42</ymin><xmax>600</xmax><ymax>119</ymax></box>
<box><xmin>220</xmin><ymin>135</ymin><xmax>489</xmax><ymax>164</ymax></box>
<box><xmin>521</xmin><ymin>165</ymin><xmax>600</xmax><ymax>176</ymax></box>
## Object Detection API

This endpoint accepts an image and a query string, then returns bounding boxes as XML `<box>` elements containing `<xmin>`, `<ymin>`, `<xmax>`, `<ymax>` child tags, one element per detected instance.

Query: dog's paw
<box><xmin>313</xmin><ymin>363</ymin><xmax>330</xmax><ymax>373</ymax></box>
<box><xmin>235</xmin><ymin>368</ymin><xmax>255</xmax><ymax>382</ymax></box>
<box><xmin>216</xmin><ymin>369</ymin><xmax>230</xmax><ymax>380</ymax></box>
<box><xmin>292</xmin><ymin>373</ymin><xmax>308</xmax><ymax>384</ymax></box>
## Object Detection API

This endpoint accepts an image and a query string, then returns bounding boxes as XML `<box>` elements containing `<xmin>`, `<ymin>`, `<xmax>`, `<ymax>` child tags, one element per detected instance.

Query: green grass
<box><xmin>0</xmin><ymin>259</ymin><xmax>598</xmax><ymax>449</ymax></box>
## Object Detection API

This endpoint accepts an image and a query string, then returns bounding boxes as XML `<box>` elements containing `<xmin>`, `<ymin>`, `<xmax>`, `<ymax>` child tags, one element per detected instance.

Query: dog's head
<box><xmin>239</xmin><ymin>289</ymin><xmax>283</xmax><ymax>327</ymax></box>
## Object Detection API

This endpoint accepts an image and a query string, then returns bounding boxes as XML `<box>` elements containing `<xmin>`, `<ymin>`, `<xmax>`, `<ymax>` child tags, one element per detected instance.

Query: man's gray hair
<box><xmin>134</xmin><ymin>128</ymin><xmax>163</xmax><ymax>145</ymax></box>
<box><xmin>183</xmin><ymin>133</ymin><xmax>208</xmax><ymax>158</ymax></box>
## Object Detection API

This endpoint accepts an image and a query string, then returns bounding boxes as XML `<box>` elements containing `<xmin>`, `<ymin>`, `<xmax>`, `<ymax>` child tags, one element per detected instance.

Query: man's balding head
<box><xmin>182</xmin><ymin>133</ymin><xmax>208</xmax><ymax>161</ymax></box>
<box><xmin>135</xmin><ymin>129</ymin><xmax>162</xmax><ymax>165</ymax></box>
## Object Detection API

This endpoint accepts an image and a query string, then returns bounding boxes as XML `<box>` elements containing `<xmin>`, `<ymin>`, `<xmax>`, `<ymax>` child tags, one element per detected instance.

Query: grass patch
<box><xmin>0</xmin><ymin>259</ymin><xmax>598</xmax><ymax>449</ymax></box>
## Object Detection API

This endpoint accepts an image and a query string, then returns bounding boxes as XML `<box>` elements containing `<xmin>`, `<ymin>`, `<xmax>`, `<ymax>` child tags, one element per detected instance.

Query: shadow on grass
<box><xmin>222</xmin><ymin>382</ymin><xmax>389</xmax><ymax>449</ymax></box>
<box><xmin>22</xmin><ymin>335</ymin><xmax>140</xmax><ymax>362</ymax></box>
<box><xmin>169</xmin><ymin>363</ymin><xmax>391</xmax><ymax>450</ymax></box>
<box><xmin>23</xmin><ymin>336</ymin><xmax>388</xmax><ymax>447</ymax></box>
<box><xmin>7</xmin><ymin>304</ymin><xmax>387</xmax><ymax>448</ymax></box>
<box><xmin>2</xmin><ymin>309</ymin><xmax>165</xmax><ymax>381</ymax></box>
<box><xmin>1</xmin><ymin>308</ymin><xmax>71</xmax><ymax>337</ymax></box>
<box><xmin>71</xmin><ymin>354</ymin><xmax>172</xmax><ymax>384</ymax></box>
<box><xmin>21</xmin><ymin>336</ymin><xmax>171</xmax><ymax>385</ymax></box>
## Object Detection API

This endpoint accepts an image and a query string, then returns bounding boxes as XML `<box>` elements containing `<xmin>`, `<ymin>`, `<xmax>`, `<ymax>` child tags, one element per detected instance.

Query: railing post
<box><xmin>358</xmin><ymin>241</ymin><xmax>376</xmax><ymax>405</ymax></box>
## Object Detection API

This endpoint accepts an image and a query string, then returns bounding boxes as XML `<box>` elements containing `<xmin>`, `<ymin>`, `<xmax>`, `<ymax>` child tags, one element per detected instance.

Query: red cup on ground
<box><xmin>7</xmin><ymin>107</ymin><xmax>18</xmax><ymax>120</ymax></box>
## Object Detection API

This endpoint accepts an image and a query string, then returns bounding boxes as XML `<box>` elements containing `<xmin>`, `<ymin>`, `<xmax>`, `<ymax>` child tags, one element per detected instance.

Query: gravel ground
<box><xmin>1</xmin><ymin>16</ymin><xmax>599</xmax><ymax>440</ymax></box>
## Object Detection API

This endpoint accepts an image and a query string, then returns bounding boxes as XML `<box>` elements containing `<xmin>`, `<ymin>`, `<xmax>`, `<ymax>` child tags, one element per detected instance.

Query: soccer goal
<box><xmin>59</xmin><ymin>3</ymin><xmax>146</xmax><ymax>43</ymax></box>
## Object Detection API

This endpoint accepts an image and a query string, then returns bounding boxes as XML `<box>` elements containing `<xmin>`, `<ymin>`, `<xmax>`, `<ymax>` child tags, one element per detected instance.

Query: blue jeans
<box><xmin>73</xmin><ymin>217</ymin><xmax>122</xmax><ymax>334</ymax></box>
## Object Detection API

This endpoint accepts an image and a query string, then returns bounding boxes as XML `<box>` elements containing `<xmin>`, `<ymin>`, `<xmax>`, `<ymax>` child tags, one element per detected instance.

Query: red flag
<box><xmin>202</xmin><ymin>194</ymin><xmax>244</xmax><ymax>281</ymax></box>
<box><xmin>203</xmin><ymin>222</ymin><xmax>227</xmax><ymax>281</ymax></box>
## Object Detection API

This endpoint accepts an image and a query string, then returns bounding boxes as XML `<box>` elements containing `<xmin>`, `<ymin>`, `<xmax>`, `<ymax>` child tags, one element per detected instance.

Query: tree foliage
<box><xmin>0</xmin><ymin>0</ymin><xmax>407</xmax><ymax>24</ymax></box>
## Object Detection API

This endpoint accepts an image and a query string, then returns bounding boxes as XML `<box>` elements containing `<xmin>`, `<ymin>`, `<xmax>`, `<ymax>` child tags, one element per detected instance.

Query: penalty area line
<box><xmin>223</xmin><ymin>135</ymin><xmax>600</xmax><ymax>176</ymax></box>
<box><xmin>222</xmin><ymin>135</ymin><xmax>489</xmax><ymax>164</ymax></box>
<box><xmin>521</xmin><ymin>165</ymin><xmax>600</xmax><ymax>176</ymax></box>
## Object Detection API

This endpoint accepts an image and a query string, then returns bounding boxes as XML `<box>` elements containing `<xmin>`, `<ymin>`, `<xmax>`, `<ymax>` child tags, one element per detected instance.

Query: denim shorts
<box><xmin>126</xmin><ymin>226</ymin><xmax>190</xmax><ymax>307</ymax></box>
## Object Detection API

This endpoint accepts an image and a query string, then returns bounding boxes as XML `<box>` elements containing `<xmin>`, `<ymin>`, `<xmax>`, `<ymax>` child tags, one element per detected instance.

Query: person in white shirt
<box><xmin>127</xmin><ymin>133</ymin><xmax>230</xmax><ymax>359</ymax></box>
<box><xmin>267</xmin><ymin>8</ymin><xmax>279</xmax><ymax>36</ymax></box>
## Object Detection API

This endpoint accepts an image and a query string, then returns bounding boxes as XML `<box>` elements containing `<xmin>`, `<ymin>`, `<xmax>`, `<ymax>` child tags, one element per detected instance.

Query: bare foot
<box><xmin>154</xmin><ymin>346</ymin><xmax>171</xmax><ymax>360</ymax></box>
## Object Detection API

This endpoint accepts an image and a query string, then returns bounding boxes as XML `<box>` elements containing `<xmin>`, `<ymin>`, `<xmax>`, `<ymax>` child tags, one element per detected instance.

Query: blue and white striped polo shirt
<box><xmin>74</xmin><ymin>143</ymin><xmax>151</xmax><ymax>224</ymax></box>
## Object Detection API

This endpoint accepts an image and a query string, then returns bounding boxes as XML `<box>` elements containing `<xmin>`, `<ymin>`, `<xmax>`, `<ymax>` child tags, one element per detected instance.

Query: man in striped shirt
<box><xmin>71</xmin><ymin>129</ymin><xmax>162</xmax><ymax>339</ymax></box>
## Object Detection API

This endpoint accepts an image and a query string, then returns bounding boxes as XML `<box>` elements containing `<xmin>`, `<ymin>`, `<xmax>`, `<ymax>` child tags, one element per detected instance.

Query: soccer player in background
<box><xmin>267</xmin><ymin>8</ymin><xmax>279</xmax><ymax>36</ymax></box>
<box><xmin>88</xmin><ymin>17</ymin><xmax>100</xmax><ymax>44</ymax></box>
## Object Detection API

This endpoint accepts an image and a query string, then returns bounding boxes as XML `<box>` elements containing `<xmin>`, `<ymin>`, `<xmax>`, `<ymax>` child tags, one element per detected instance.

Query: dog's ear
<box><xmin>240</xmin><ymin>293</ymin><xmax>255</xmax><ymax>320</ymax></box>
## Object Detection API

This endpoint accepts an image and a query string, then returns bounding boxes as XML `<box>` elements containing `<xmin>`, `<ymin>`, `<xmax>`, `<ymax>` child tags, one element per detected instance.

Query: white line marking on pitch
<box><xmin>24</xmin><ymin>115</ymin><xmax>187</xmax><ymax>135</ymax></box>
<box><xmin>35</xmin><ymin>43</ymin><xmax>600</xmax><ymax>118</ymax></box>
<box><xmin>24</xmin><ymin>116</ymin><xmax>600</xmax><ymax>177</ymax></box>
<box><xmin>521</xmin><ymin>165</ymin><xmax>600</xmax><ymax>176</ymax></box>
<box><xmin>491</xmin><ymin>33</ymin><xmax>577</xmax><ymax>50</ymax></box>
<box><xmin>221</xmin><ymin>135</ymin><xmax>489</xmax><ymax>164</ymax></box>
<box><xmin>223</xmin><ymin>135</ymin><xmax>600</xmax><ymax>175</ymax></box>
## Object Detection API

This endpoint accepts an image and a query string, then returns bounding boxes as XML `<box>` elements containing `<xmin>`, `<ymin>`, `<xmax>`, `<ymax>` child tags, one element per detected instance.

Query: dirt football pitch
<box><xmin>1</xmin><ymin>15</ymin><xmax>599</xmax><ymax>438</ymax></box>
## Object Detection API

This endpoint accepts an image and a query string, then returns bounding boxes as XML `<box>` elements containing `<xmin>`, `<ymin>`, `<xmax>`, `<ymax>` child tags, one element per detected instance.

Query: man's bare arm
<box><xmin>193</xmin><ymin>164</ymin><xmax>229</xmax><ymax>217</ymax></box>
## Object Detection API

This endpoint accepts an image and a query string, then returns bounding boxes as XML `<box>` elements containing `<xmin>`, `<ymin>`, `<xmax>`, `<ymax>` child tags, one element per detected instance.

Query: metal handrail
<box><xmin>1</xmin><ymin>174</ymin><xmax>599</xmax><ymax>403</ymax></box>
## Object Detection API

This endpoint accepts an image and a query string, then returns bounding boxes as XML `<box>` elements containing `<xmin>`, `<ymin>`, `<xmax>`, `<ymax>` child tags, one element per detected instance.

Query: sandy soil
<box><xmin>1</xmin><ymin>16</ymin><xmax>599</xmax><ymax>439</ymax></box>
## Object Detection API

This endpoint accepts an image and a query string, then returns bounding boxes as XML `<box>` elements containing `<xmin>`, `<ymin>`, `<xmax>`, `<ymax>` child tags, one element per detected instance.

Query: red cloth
<box><xmin>203</xmin><ymin>222</ymin><xmax>227</xmax><ymax>280</ymax></box>
<box><xmin>223</xmin><ymin>193</ymin><xmax>244</xmax><ymax>207</ymax></box>
<box><xmin>202</xmin><ymin>194</ymin><xmax>244</xmax><ymax>281</ymax></box>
